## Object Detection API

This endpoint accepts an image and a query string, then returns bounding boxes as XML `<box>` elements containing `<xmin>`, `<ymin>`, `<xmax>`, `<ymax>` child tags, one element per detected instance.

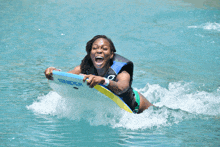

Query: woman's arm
<box><xmin>107</xmin><ymin>71</ymin><xmax>130</xmax><ymax>95</ymax></box>
<box><xmin>44</xmin><ymin>65</ymin><xmax>81</xmax><ymax>80</ymax></box>
<box><xmin>68</xmin><ymin>65</ymin><xmax>81</xmax><ymax>75</ymax></box>
<box><xmin>83</xmin><ymin>70</ymin><xmax>130</xmax><ymax>95</ymax></box>
<box><xmin>45</xmin><ymin>66</ymin><xmax>130</xmax><ymax>95</ymax></box>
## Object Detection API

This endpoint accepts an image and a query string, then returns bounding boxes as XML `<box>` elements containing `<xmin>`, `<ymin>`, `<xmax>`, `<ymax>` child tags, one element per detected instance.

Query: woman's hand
<box><xmin>82</xmin><ymin>71</ymin><xmax>130</xmax><ymax>95</ymax></box>
<box><xmin>83</xmin><ymin>74</ymin><xmax>105</xmax><ymax>88</ymax></box>
<box><xmin>44</xmin><ymin>67</ymin><xmax>61</xmax><ymax>80</ymax></box>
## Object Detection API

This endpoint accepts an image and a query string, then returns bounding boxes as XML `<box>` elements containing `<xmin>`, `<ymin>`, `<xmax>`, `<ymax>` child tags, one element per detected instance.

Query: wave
<box><xmin>188</xmin><ymin>22</ymin><xmax>220</xmax><ymax>32</ymax></box>
<box><xmin>137</xmin><ymin>82</ymin><xmax>220</xmax><ymax>116</ymax></box>
<box><xmin>27</xmin><ymin>82</ymin><xmax>220</xmax><ymax>130</ymax></box>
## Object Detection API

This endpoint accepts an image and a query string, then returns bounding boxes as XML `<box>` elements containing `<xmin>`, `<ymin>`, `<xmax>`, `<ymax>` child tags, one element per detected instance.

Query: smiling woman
<box><xmin>85</xmin><ymin>36</ymin><xmax>115</xmax><ymax>76</ymax></box>
<box><xmin>44</xmin><ymin>35</ymin><xmax>153</xmax><ymax>113</ymax></box>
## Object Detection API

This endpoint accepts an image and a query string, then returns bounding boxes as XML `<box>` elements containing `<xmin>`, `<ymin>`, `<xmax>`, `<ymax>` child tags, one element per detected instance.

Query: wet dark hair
<box><xmin>80</xmin><ymin>35</ymin><xmax>116</xmax><ymax>74</ymax></box>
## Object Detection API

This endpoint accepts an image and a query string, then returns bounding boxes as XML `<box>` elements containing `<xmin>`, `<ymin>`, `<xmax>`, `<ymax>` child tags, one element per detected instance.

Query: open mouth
<box><xmin>95</xmin><ymin>56</ymin><xmax>104</xmax><ymax>66</ymax></box>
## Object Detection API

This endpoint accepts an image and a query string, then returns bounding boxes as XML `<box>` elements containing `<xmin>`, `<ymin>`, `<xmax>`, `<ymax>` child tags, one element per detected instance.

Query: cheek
<box><xmin>110</xmin><ymin>53</ymin><xmax>114</xmax><ymax>59</ymax></box>
<box><xmin>90</xmin><ymin>52</ymin><xmax>95</xmax><ymax>58</ymax></box>
<box><xmin>107</xmin><ymin>53</ymin><xmax>113</xmax><ymax>60</ymax></box>
<box><xmin>104</xmin><ymin>50</ymin><xmax>112</xmax><ymax>57</ymax></box>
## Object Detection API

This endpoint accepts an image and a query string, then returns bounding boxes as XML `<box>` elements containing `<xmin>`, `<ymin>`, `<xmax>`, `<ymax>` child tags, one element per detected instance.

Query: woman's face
<box><xmin>90</xmin><ymin>38</ymin><xmax>114</xmax><ymax>70</ymax></box>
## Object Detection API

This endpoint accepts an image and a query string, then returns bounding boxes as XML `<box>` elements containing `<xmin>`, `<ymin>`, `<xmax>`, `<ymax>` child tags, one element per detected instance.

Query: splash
<box><xmin>27</xmin><ymin>91</ymin><xmax>123</xmax><ymax>123</ymax></box>
<box><xmin>27</xmin><ymin>82</ymin><xmax>220</xmax><ymax>130</ymax></box>
<box><xmin>27</xmin><ymin>92</ymin><xmax>66</xmax><ymax>116</ymax></box>
<box><xmin>188</xmin><ymin>22</ymin><xmax>220</xmax><ymax>32</ymax></box>
<box><xmin>138</xmin><ymin>82</ymin><xmax>220</xmax><ymax>115</ymax></box>
<box><xmin>115</xmin><ymin>82</ymin><xmax>220</xmax><ymax>130</ymax></box>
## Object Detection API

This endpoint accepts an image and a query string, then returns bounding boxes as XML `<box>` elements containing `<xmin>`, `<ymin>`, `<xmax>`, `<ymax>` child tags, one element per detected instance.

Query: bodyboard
<box><xmin>49</xmin><ymin>71</ymin><xmax>133</xmax><ymax>113</ymax></box>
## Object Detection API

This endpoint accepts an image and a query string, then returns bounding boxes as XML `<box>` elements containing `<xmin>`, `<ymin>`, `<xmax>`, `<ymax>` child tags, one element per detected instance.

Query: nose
<box><xmin>96</xmin><ymin>47</ymin><xmax>102</xmax><ymax>54</ymax></box>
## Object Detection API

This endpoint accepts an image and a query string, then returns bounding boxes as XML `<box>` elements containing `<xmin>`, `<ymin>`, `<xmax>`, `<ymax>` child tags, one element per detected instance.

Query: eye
<box><xmin>103</xmin><ymin>47</ymin><xmax>108</xmax><ymax>51</ymax></box>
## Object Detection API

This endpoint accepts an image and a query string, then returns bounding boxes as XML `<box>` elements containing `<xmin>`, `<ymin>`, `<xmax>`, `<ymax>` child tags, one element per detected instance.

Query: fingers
<box><xmin>45</xmin><ymin>67</ymin><xmax>55</xmax><ymax>74</ymax></box>
<box><xmin>44</xmin><ymin>67</ymin><xmax>59</xmax><ymax>80</ymax></box>
<box><xmin>82</xmin><ymin>75</ymin><xmax>104</xmax><ymax>88</ymax></box>
<box><xmin>83</xmin><ymin>75</ymin><xmax>89</xmax><ymax>82</ymax></box>
<box><xmin>83</xmin><ymin>75</ymin><xmax>95</xmax><ymax>87</ymax></box>
<box><xmin>87</xmin><ymin>77</ymin><xmax>94</xmax><ymax>87</ymax></box>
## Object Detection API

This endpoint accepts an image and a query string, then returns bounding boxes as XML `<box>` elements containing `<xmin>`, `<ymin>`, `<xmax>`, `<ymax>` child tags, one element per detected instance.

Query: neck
<box><xmin>96</xmin><ymin>62</ymin><xmax>111</xmax><ymax>77</ymax></box>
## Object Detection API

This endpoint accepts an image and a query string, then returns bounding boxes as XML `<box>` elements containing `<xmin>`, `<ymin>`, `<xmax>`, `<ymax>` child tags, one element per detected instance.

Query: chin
<box><xmin>94</xmin><ymin>65</ymin><xmax>103</xmax><ymax>69</ymax></box>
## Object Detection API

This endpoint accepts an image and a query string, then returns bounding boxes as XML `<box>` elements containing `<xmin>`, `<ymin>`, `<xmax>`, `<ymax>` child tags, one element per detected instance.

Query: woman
<box><xmin>45</xmin><ymin>35</ymin><xmax>153</xmax><ymax>113</ymax></box>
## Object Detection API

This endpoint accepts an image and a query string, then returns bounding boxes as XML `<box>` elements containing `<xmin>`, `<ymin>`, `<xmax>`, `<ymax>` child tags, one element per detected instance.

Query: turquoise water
<box><xmin>1</xmin><ymin>0</ymin><xmax>220</xmax><ymax>146</ymax></box>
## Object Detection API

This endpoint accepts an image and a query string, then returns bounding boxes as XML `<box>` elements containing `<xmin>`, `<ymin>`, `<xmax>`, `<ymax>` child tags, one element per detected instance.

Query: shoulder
<box><xmin>68</xmin><ymin>65</ymin><xmax>81</xmax><ymax>74</ymax></box>
<box><xmin>116</xmin><ymin>70</ymin><xmax>130</xmax><ymax>81</ymax></box>
<box><xmin>113</xmin><ymin>54</ymin><xmax>133</xmax><ymax>71</ymax></box>
<box><xmin>113</xmin><ymin>53</ymin><xmax>133</xmax><ymax>63</ymax></box>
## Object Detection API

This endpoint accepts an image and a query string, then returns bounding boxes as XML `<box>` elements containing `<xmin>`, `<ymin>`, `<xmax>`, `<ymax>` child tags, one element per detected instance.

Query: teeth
<box><xmin>95</xmin><ymin>56</ymin><xmax>104</xmax><ymax>66</ymax></box>
<box><xmin>95</xmin><ymin>56</ymin><xmax>103</xmax><ymax>59</ymax></box>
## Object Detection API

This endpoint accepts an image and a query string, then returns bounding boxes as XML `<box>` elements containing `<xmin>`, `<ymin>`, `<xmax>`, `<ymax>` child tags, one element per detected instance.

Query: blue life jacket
<box><xmin>103</xmin><ymin>54</ymin><xmax>133</xmax><ymax>83</ymax></box>
<box><xmin>85</xmin><ymin>53</ymin><xmax>137</xmax><ymax>110</ymax></box>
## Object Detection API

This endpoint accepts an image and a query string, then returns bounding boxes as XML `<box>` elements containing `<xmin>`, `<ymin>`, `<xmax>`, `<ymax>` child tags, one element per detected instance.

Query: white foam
<box><xmin>27</xmin><ymin>92</ymin><xmax>64</xmax><ymax>115</ymax></box>
<box><xmin>113</xmin><ymin>106</ymin><xmax>193</xmax><ymax>130</ymax></box>
<box><xmin>188</xmin><ymin>22</ymin><xmax>220</xmax><ymax>31</ymax></box>
<box><xmin>27</xmin><ymin>91</ymin><xmax>122</xmax><ymax>122</ymax></box>
<box><xmin>137</xmin><ymin>82</ymin><xmax>220</xmax><ymax>116</ymax></box>
<box><xmin>27</xmin><ymin>82</ymin><xmax>220</xmax><ymax>130</ymax></box>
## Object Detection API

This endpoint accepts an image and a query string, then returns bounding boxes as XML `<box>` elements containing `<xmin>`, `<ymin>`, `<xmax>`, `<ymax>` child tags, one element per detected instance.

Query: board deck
<box><xmin>49</xmin><ymin>71</ymin><xmax>133</xmax><ymax>113</ymax></box>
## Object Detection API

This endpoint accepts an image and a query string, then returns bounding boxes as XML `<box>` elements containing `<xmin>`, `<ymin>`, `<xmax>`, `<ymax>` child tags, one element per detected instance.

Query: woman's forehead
<box><xmin>93</xmin><ymin>38</ymin><xmax>110</xmax><ymax>46</ymax></box>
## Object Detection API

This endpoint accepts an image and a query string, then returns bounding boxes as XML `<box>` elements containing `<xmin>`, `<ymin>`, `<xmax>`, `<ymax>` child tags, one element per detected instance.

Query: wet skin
<box><xmin>44</xmin><ymin>38</ymin><xmax>153</xmax><ymax>113</ymax></box>
<box><xmin>89</xmin><ymin>38</ymin><xmax>114</xmax><ymax>76</ymax></box>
